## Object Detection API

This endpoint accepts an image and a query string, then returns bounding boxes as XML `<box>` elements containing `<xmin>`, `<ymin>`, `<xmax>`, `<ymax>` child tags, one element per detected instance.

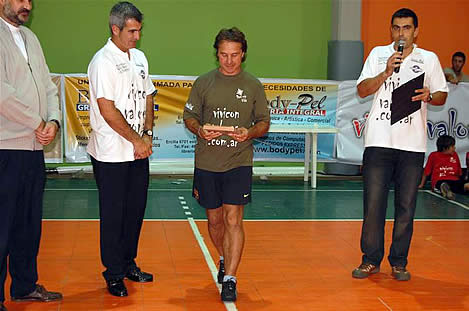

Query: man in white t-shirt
<box><xmin>352</xmin><ymin>8</ymin><xmax>448</xmax><ymax>281</ymax></box>
<box><xmin>87</xmin><ymin>1</ymin><xmax>156</xmax><ymax>297</ymax></box>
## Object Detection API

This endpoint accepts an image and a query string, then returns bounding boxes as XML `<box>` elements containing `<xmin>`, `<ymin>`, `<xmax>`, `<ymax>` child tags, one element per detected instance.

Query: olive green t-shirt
<box><xmin>183</xmin><ymin>69</ymin><xmax>270</xmax><ymax>172</ymax></box>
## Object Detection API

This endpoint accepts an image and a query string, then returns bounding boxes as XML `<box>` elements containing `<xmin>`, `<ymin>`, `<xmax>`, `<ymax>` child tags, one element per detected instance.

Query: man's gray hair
<box><xmin>109</xmin><ymin>1</ymin><xmax>143</xmax><ymax>32</ymax></box>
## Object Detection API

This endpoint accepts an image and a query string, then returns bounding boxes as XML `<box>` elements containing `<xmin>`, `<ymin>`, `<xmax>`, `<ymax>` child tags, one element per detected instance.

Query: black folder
<box><xmin>391</xmin><ymin>73</ymin><xmax>425</xmax><ymax>125</ymax></box>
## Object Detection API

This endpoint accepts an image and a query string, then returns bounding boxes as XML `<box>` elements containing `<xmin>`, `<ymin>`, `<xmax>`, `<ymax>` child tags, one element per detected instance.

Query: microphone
<box><xmin>394</xmin><ymin>40</ymin><xmax>405</xmax><ymax>73</ymax></box>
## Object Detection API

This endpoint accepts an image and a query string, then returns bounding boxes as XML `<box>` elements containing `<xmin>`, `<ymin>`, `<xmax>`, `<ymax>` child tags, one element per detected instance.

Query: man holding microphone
<box><xmin>352</xmin><ymin>8</ymin><xmax>448</xmax><ymax>281</ymax></box>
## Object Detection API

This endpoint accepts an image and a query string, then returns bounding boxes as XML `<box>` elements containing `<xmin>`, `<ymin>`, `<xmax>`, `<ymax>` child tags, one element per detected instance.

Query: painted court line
<box><xmin>45</xmin><ymin>188</ymin><xmax>366</xmax><ymax>192</ymax></box>
<box><xmin>378</xmin><ymin>297</ymin><xmax>393</xmax><ymax>311</ymax></box>
<box><xmin>177</xmin><ymin>196</ymin><xmax>238</xmax><ymax>311</ymax></box>
<box><xmin>43</xmin><ymin>219</ymin><xmax>192</xmax><ymax>222</ymax></box>
<box><xmin>424</xmin><ymin>190</ymin><xmax>469</xmax><ymax>211</ymax></box>
<box><xmin>44</xmin><ymin>187</ymin><xmax>469</xmax><ymax>212</ymax></box>
<box><xmin>42</xmin><ymin>218</ymin><xmax>469</xmax><ymax>222</ymax></box>
<box><xmin>47</xmin><ymin>188</ymin><xmax>438</xmax><ymax>192</ymax></box>
<box><xmin>425</xmin><ymin>236</ymin><xmax>445</xmax><ymax>249</ymax></box>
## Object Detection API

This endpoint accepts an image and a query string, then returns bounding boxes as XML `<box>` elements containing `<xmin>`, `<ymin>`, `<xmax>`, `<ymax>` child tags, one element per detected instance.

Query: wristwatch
<box><xmin>50</xmin><ymin>119</ymin><xmax>60</xmax><ymax>129</ymax></box>
<box><xmin>143</xmin><ymin>129</ymin><xmax>153</xmax><ymax>136</ymax></box>
<box><xmin>426</xmin><ymin>93</ymin><xmax>433</xmax><ymax>103</ymax></box>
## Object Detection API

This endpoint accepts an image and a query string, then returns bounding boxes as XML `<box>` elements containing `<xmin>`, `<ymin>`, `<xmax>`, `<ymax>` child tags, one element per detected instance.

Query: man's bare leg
<box><xmin>222</xmin><ymin>204</ymin><xmax>245</xmax><ymax>277</ymax></box>
<box><xmin>206</xmin><ymin>207</ymin><xmax>224</xmax><ymax>256</ymax></box>
<box><xmin>206</xmin><ymin>207</ymin><xmax>225</xmax><ymax>283</ymax></box>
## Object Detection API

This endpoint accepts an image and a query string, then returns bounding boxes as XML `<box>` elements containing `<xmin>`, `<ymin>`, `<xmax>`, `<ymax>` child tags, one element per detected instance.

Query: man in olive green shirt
<box><xmin>183</xmin><ymin>27</ymin><xmax>270</xmax><ymax>302</ymax></box>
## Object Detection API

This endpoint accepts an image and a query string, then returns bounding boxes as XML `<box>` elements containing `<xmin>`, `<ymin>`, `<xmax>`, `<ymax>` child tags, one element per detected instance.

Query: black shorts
<box><xmin>435</xmin><ymin>179</ymin><xmax>467</xmax><ymax>194</ymax></box>
<box><xmin>192</xmin><ymin>166</ymin><xmax>253</xmax><ymax>209</ymax></box>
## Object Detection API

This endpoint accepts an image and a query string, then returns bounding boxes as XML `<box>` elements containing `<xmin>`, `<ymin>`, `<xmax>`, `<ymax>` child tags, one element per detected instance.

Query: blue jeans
<box><xmin>360</xmin><ymin>147</ymin><xmax>424</xmax><ymax>268</ymax></box>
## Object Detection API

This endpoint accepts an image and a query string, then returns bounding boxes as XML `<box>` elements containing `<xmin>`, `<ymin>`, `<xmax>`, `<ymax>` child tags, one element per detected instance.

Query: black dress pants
<box><xmin>91</xmin><ymin>156</ymin><xmax>149</xmax><ymax>281</ymax></box>
<box><xmin>0</xmin><ymin>150</ymin><xmax>45</xmax><ymax>302</ymax></box>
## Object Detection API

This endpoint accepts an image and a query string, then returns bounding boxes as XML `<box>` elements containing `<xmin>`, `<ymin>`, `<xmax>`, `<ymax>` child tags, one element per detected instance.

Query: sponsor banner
<box><xmin>63</xmin><ymin>75</ymin><xmax>338</xmax><ymax>162</ymax></box>
<box><xmin>150</xmin><ymin>76</ymin><xmax>197</xmax><ymax>161</ymax></box>
<box><xmin>257</xmin><ymin>79</ymin><xmax>338</xmax><ymax>160</ymax></box>
<box><xmin>337</xmin><ymin>81</ymin><xmax>469</xmax><ymax>166</ymax></box>
<box><xmin>63</xmin><ymin>74</ymin><xmax>196</xmax><ymax>162</ymax></box>
<box><xmin>263</xmin><ymin>79</ymin><xmax>337</xmax><ymax>127</ymax></box>
<box><xmin>253</xmin><ymin>133</ymin><xmax>308</xmax><ymax>161</ymax></box>
<box><xmin>336</xmin><ymin>80</ymin><xmax>368</xmax><ymax>164</ymax></box>
<box><xmin>63</xmin><ymin>75</ymin><xmax>92</xmax><ymax>162</ymax></box>
<box><xmin>44</xmin><ymin>74</ymin><xmax>63</xmax><ymax>163</ymax></box>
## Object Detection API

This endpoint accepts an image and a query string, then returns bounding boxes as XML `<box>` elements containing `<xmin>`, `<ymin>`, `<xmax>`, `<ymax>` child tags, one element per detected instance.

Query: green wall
<box><xmin>28</xmin><ymin>0</ymin><xmax>331</xmax><ymax>79</ymax></box>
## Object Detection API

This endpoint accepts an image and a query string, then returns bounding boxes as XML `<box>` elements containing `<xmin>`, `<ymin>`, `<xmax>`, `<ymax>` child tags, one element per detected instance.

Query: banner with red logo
<box><xmin>336</xmin><ymin>81</ymin><xmax>469</xmax><ymax>166</ymax></box>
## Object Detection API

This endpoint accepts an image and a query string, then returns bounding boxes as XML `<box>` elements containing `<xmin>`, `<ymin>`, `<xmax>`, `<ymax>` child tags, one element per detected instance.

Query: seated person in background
<box><xmin>419</xmin><ymin>135</ymin><xmax>469</xmax><ymax>200</ymax></box>
<box><xmin>444</xmin><ymin>51</ymin><xmax>469</xmax><ymax>84</ymax></box>
<box><xmin>465</xmin><ymin>152</ymin><xmax>469</xmax><ymax>181</ymax></box>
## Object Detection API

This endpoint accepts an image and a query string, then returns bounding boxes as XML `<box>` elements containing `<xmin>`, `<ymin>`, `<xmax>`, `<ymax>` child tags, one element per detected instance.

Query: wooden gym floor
<box><xmin>3</xmin><ymin>176</ymin><xmax>469</xmax><ymax>311</ymax></box>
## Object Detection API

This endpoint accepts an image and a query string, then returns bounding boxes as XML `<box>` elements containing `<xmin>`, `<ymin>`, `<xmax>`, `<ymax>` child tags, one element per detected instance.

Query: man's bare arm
<box><xmin>140</xmin><ymin>94</ymin><xmax>155</xmax><ymax>155</ymax></box>
<box><xmin>184</xmin><ymin>117</ymin><xmax>201</xmax><ymax>137</ymax></box>
<box><xmin>357</xmin><ymin>72</ymin><xmax>391</xmax><ymax>98</ymax></box>
<box><xmin>247</xmin><ymin>120</ymin><xmax>270</xmax><ymax>140</ymax></box>
<box><xmin>184</xmin><ymin>117</ymin><xmax>223</xmax><ymax>140</ymax></box>
<box><xmin>144</xmin><ymin>94</ymin><xmax>155</xmax><ymax>131</ymax></box>
<box><xmin>228</xmin><ymin>120</ymin><xmax>270</xmax><ymax>142</ymax></box>
<box><xmin>444</xmin><ymin>73</ymin><xmax>458</xmax><ymax>84</ymax></box>
<box><xmin>357</xmin><ymin>51</ymin><xmax>402</xmax><ymax>98</ymax></box>
<box><xmin>428</xmin><ymin>91</ymin><xmax>447</xmax><ymax>106</ymax></box>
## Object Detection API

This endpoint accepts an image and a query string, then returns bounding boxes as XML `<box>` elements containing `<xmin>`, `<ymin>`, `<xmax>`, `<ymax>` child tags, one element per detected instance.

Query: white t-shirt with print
<box><xmin>357</xmin><ymin>43</ymin><xmax>448</xmax><ymax>152</ymax></box>
<box><xmin>87</xmin><ymin>38</ymin><xmax>155</xmax><ymax>162</ymax></box>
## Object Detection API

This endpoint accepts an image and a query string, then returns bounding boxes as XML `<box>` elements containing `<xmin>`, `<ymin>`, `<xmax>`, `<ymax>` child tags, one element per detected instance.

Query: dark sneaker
<box><xmin>391</xmin><ymin>266</ymin><xmax>411</xmax><ymax>281</ymax></box>
<box><xmin>352</xmin><ymin>263</ymin><xmax>380</xmax><ymax>279</ymax></box>
<box><xmin>440</xmin><ymin>182</ymin><xmax>456</xmax><ymax>200</ymax></box>
<box><xmin>11</xmin><ymin>284</ymin><xmax>63</xmax><ymax>302</ymax></box>
<box><xmin>221</xmin><ymin>280</ymin><xmax>237</xmax><ymax>302</ymax></box>
<box><xmin>217</xmin><ymin>260</ymin><xmax>225</xmax><ymax>284</ymax></box>
<box><xmin>125</xmin><ymin>267</ymin><xmax>153</xmax><ymax>283</ymax></box>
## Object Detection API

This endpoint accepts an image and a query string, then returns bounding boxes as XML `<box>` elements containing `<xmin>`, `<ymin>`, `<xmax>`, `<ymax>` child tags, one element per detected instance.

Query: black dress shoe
<box><xmin>11</xmin><ymin>284</ymin><xmax>63</xmax><ymax>302</ymax></box>
<box><xmin>106</xmin><ymin>279</ymin><xmax>128</xmax><ymax>297</ymax></box>
<box><xmin>125</xmin><ymin>267</ymin><xmax>153</xmax><ymax>283</ymax></box>
<box><xmin>0</xmin><ymin>302</ymin><xmax>7</xmax><ymax>311</ymax></box>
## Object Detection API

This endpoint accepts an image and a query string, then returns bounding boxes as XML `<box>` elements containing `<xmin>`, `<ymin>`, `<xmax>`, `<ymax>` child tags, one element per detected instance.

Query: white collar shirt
<box><xmin>87</xmin><ymin>38</ymin><xmax>156</xmax><ymax>162</ymax></box>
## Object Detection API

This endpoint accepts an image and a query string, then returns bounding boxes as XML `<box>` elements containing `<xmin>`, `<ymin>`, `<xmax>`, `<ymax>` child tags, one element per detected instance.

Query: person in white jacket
<box><xmin>0</xmin><ymin>0</ymin><xmax>62</xmax><ymax>310</ymax></box>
